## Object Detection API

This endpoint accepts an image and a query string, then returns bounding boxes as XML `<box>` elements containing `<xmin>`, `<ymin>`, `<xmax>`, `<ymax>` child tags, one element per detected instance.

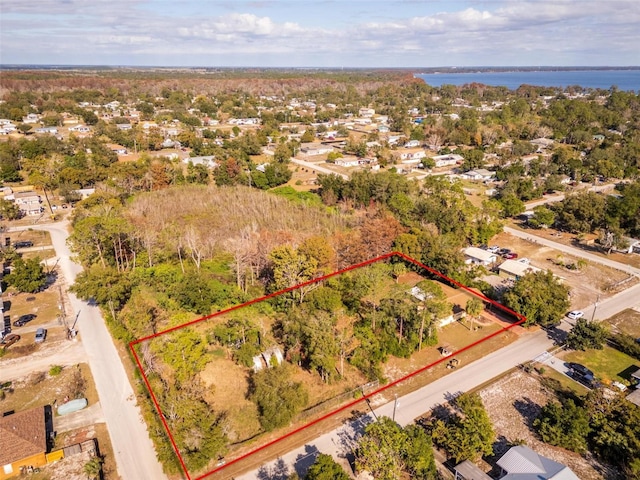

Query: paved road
<box><xmin>14</xmin><ymin>221</ymin><xmax>167</xmax><ymax>480</ymax></box>
<box><xmin>290</xmin><ymin>158</ymin><xmax>349</xmax><ymax>179</ymax></box>
<box><xmin>237</xmin><ymin>329</ymin><xmax>555</xmax><ymax>479</ymax></box>
<box><xmin>524</xmin><ymin>183</ymin><xmax>616</xmax><ymax>211</ymax></box>
<box><xmin>239</xmin><ymin>226</ymin><xmax>640</xmax><ymax>479</ymax></box>
<box><xmin>504</xmin><ymin>226</ymin><xmax>640</xmax><ymax>276</ymax></box>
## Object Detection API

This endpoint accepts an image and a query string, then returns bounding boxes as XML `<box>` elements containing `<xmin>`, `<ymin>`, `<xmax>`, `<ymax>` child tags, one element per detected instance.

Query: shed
<box><xmin>453</xmin><ymin>460</ymin><xmax>492</xmax><ymax>480</ymax></box>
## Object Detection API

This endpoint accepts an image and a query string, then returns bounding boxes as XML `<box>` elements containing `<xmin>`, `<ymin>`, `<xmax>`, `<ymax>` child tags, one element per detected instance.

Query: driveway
<box><xmin>1</xmin><ymin>340</ymin><xmax>87</xmax><ymax>382</ymax></box>
<box><xmin>56</xmin><ymin>402</ymin><xmax>106</xmax><ymax>433</ymax></box>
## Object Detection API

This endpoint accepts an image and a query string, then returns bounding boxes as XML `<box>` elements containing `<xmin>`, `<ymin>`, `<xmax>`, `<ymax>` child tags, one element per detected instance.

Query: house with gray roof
<box><xmin>496</xmin><ymin>445</ymin><xmax>579</xmax><ymax>480</ymax></box>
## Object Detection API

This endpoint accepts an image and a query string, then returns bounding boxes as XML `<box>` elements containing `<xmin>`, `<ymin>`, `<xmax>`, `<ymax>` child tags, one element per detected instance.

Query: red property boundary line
<box><xmin>129</xmin><ymin>252</ymin><xmax>526</xmax><ymax>480</ymax></box>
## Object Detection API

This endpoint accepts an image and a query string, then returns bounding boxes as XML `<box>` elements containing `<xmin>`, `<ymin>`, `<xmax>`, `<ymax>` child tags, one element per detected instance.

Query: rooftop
<box><xmin>0</xmin><ymin>407</ymin><xmax>47</xmax><ymax>466</ymax></box>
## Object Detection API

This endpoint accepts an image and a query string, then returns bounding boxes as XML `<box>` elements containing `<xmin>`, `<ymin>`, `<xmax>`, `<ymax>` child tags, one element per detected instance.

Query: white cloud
<box><xmin>1</xmin><ymin>0</ymin><xmax>639</xmax><ymax>66</ymax></box>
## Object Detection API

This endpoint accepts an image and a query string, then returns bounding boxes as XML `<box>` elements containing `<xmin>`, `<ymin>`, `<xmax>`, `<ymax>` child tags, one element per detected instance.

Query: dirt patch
<box><xmin>0</xmin><ymin>363</ymin><xmax>97</xmax><ymax>415</ymax></box>
<box><xmin>606</xmin><ymin>308</ymin><xmax>640</xmax><ymax>337</ymax></box>
<box><xmin>479</xmin><ymin>369</ymin><xmax>620</xmax><ymax>480</ymax></box>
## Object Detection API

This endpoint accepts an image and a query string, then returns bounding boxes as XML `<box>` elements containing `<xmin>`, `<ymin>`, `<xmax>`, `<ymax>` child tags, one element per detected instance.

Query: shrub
<box><xmin>49</xmin><ymin>365</ymin><xmax>63</xmax><ymax>376</ymax></box>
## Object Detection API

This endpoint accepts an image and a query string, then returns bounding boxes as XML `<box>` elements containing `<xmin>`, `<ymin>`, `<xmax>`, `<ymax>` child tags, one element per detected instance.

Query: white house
<box><xmin>463</xmin><ymin>247</ymin><xmax>497</xmax><ymax>266</ymax></box>
<box><xmin>13</xmin><ymin>191</ymin><xmax>42</xmax><ymax>216</ymax></box>
<box><xmin>184</xmin><ymin>156</ymin><xmax>218</xmax><ymax>168</ymax></box>
<box><xmin>496</xmin><ymin>445</ymin><xmax>579</xmax><ymax>480</ymax></box>
<box><xmin>460</xmin><ymin>169</ymin><xmax>495</xmax><ymax>181</ymax></box>
<box><xmin>498</xmin><ymin>259</ymin><xmax>541</xmax><ymax>280</ymax></box>
<box><xmin>334</xmin><ymin>158</ymin><xmax>360</xmax><ymax>167</ymax></box>
<box><xmin>432</xmin><ymin>154</ymin><xmax>464</xmax><ymax>167</ymax></box>
<box><xmin>392</xmin><ymin>148</ymin><xmax>427</xmax><ymax>164</ymax></box>
<box><xmin>69</xmin><ymin>125</ymin><xmax>91</xmax><ymax>134</ymax></box>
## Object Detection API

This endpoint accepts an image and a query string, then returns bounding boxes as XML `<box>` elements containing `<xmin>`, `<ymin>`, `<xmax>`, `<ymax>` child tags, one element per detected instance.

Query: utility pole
<box><xmin>392</xmin><ymin>393</ymin><xmax>399</xmax><ymax>422</ymax></box>
<box><xmin>591</xmin><ymin>294</ymin><xmax>600</xmax><ymax>322</ymax></box>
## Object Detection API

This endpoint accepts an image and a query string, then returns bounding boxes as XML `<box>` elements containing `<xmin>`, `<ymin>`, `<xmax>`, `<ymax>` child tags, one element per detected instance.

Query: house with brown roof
<box><xmin>0</xmin><ymin>407</ymin><xmax>51</xmax><ymax>479</ymax></box>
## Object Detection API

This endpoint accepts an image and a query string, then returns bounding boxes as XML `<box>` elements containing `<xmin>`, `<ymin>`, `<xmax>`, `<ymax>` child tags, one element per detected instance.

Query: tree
<box><xmin>304</xmin><ymin>453</ymin><xmax>349</xmax><ymax>480</ymax></box>
<box><xmin>430</xmin><ymin>393</ymin><xmax>495</xmax><ymax>463</ymax></box>
<box><xmin>0</xmin><ymin>198</ymin><xmax>21</xmax><ymax>220</ymax></box>
<box><xmin>566</xmin><ymin>318</ymin><xmax>608</xmax><ymax>350</ymax></box>
<box><xmin>269</xmin><ymin>245</ymin><xmax>319</xmax><ymax>303</ymax></box>
<box><xmin>533</xmin><ymin>398</ymin><xmax>591</xmax><ymax>453</ymax></box>
<box><xmin>502</xmin><ymin>270</ymin><xmax>570</xmax><ymax>327</ymax></box>
<box><xmin>530</xmin><ymin>205</ymin><xmax>556</xmax><ymax>228</ymax></box>
<box><xmin>356</xmin><ymin>417</ymin><xmax>436</xmax><ymax>480</ymax></box>
<box><xmin>5</xmin><ymin>256</ymin><xmax>46</xmax><ymax>293</ymax></box>
<box><xmin>83</xmin><ymin>456</ymin><xmax>104</xmax><ymax>480</ymax></box>
<box><xmin>249</xmin><ymin>364</ymin><xmax>308</xmax><ymax>431</ymax></box>
<box><xmin>498</xmin><ymin>193</ymin><xmax>525</xmax><ymax>218</ymax></box>
<box><xmin>465</xmin><ymin>297</ymin><xmax>484</xmax><ymax>332</ymax></box>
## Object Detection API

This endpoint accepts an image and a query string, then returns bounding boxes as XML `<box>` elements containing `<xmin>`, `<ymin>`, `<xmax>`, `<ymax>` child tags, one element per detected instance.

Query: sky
<box><xmin>1</xmin><ymin>0</ymin><xmax>639</xmax><ymax>68</ymax></box>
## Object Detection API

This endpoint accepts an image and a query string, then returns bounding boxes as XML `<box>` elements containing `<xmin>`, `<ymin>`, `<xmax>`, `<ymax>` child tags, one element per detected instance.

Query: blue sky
<box><xmin>1</xmin><ymin>0</ymin><xmax>639</xmax><ymax>67</ymax></box>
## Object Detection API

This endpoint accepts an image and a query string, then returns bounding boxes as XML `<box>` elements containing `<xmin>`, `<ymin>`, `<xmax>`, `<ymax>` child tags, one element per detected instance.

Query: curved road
<box><xmin>16</xmin><ymin>220</ymin><xmax>167</xmax><ymax>480</ymax></box>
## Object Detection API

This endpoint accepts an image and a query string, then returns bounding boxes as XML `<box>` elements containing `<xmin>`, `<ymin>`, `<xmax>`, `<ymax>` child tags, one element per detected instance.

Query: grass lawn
<box><xmin>563</xmin><ymin>345</ymin><xmax>640</xmax><ymax>386</ymax></box>
<box><xmin>539</xmin><ymin>367</ymin><xmax>589</xmax><ymax>396</ymax></box>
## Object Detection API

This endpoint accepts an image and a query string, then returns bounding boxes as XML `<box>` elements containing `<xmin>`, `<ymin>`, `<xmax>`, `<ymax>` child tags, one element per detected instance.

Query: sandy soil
<box><xmin>479</xmin><ymin>369</ymin><xmax>622</xmax><ymax>480</ymax></box>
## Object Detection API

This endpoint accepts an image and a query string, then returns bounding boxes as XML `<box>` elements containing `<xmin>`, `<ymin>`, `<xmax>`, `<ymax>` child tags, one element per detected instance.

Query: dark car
<box><xmin>13</xmin><ymin>314</ymin><xmax>35</xmax><ymax>327</ymax></box>
<box><xmin>568</xmin><ymin>363</ymin><xmax>594</xmax><ymax>382</ymax></box>
<box><xmin>13</xmin><ymin>241</ymin><xmax>33</xmax><ymax>249</ymax></box>
<box><xmin>1</xmin><ymin>333</ymin><xmax>20</xmax><ymax>348</ymax></box>
<box><xmin>498</xmin><ymin>248</ymin><xmax>511</xmax><ymax>256</ymax></box>
<box><xmin>35</xmin><ymin>328</ymin><xmax>47</xmax><ymax>343</ymax></box>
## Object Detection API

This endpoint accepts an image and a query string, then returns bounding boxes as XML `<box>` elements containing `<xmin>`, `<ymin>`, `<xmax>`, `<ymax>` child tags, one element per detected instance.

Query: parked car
<box><xmin>504</xmin><ymin>252</ymin><xmax>518</xmax><ymax>259</ymax></box>
<box><xmin>486</xmin><ymin>246</ymin><xmax>500</xmax><ymax>253</ymax></box>
<box><xmin>568</xmin><ymin>363</ymin><xmax>595</xmax><ymax>385</ymax></box>
<box><xmin>567</xmin><ymin>310</ymin><xmax>584</xmax><ymax>320</ymax></box>
<box><xmin>498</xmin><ymin>248</ymin><xmax>511</xmax><ymax>256</ymax></box>
<box><xmin>1</xmin><ymin>333</ymin><xmax>20</xmax><ymax>348</ymax></box>
<box><xmin>13</xmin><ymin>314</ymin><xmax>35</xmax><ymax>327</ymax></box>
<box><xmin>13</xmin><ymin>241</ymin><xmax>33</xmax><ymax>249</ymax></box>
<box><xmin>35</xmin><ymin>328</ymin><xmax>47</xmax><ymax>343</ymax></box>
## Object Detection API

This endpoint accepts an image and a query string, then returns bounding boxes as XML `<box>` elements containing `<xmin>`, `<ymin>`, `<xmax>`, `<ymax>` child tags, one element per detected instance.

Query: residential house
<box><xmin>463</xmin><ymin>247</ymin><xmax>497</xmax><ymax>266</ymax></box>
<box><xmin>69</xmin><ymin>125</ymin><xmax>91</xmax><ymax>134</ymax></box>
<box><xmin>107</xmin><ymin>144</ymin><xmax>128</xmax><ymax>155</ymax></box>
<box><xmin>392</xmin><ymin>148</ymin><xmax>427</xmax><ymax>164</ymax></box>
<box><xmin>22</xmin><ymin>114</ymin><xmax>40</xmax><ymax>124</ymax></box>
<box><xmin>496</xmin><ymin>445</ymin><xmax>579</xmax><ymax>479</ymax></box>
<box><xmin>13</xmin><ymin>191</ymin><xmax>42</xmax><ymax>216</ymax></box>
<box><xmin>334</xmin><ymin>157</ymin><xmax>361</xmax><ymax>167</ymax></box>
<box><xmin>116</xmin><ymin>123</ymin><xmax>132</xmax><ymax>131</ymax></box>
<box><xmin>432</xmin><ymin>154</ymin><xmax>464</xmax><ymax>167</ymax></box>
<box><xmin>34</xmin><ymin>127</ymin><xmax>58</xmax><ymax>135</ymax></box>
<box><xmin>0</xmin><ymin>407</ymin><xmax>51</xmax><ymax>479</ymax></box>
<box><xmin>184</xmin><ymin>156</ymin><xmax>218</xmax><ymax>168</ymax></box>
<box><xmin>404</xmin><ymin>140</ymin><xmax>421</xmax><ymax>148</ymax></box>
<box><xmin>498</xmin><ymin>259</ymin><xmax>541</xmax><ymax>280</ymax></box>
<box><xmin>359</xmin><ymin>107</ymin><xmax>375</xmax><ymax>117</ymax></box>
<box><xmin>73</xmin><ymin>188</ymin><xmax>96</xmax><ymax>200</ymax></box>
<box><xmin>460</xmin><ymin>169</ymin><xmax>495</xmax><ymax>181</ymax></box>
<box><xmin>299</xmin><ymin>143</ymin><xmax>334</xmax><ymax>157</ymax></box>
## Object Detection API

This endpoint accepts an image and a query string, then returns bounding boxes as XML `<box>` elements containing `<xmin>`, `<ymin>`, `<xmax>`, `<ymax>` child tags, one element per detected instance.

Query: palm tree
<box><xmin>465</xmin><ymin>298</ymin><xmax>484</xmax><ymax>332</ymax></box>
<box><xmin>83</xmin><ymin>455</ymin><xmax>104</xmax><ymax>479</ymax></box>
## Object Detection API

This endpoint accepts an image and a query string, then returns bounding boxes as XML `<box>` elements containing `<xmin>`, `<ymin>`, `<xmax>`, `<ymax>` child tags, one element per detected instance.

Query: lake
<box><xmin>415</xmin><ymin>69</ymin><xmax>640</xmax><ymax>92</ymax></box>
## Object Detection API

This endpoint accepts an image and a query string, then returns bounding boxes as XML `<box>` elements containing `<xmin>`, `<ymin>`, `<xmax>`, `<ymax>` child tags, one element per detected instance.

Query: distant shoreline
<box><xmin>1</xmin><ymin>64</ymin><xmax>639</xmax><ymax>73</ymax></box>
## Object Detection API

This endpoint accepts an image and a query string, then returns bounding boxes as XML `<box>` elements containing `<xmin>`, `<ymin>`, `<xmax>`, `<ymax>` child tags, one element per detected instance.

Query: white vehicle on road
<box><xmin>567</xmin><ymin>310</ymin><xmax>584</xmax><ymax>320</ymax></box>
